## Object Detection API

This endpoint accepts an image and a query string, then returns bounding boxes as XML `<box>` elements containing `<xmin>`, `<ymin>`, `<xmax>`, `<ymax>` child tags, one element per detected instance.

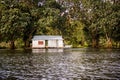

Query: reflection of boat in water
<box><xmin>32</xmin><ymin>44</ymin><xmax>72</xmax><ymax>53</ymax></box>
<box><xmin>32</xmin><ymin>49</ymin><xmax>63</xmax><ymax>53</ymax></box>
<box><xmin>64</xmin><ymin>45</ymin><xmax>72</xmax><ymax>48</ymax></box>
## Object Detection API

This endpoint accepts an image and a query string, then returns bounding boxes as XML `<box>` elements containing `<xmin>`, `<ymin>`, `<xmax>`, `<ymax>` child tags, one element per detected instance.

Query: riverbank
<box><xmin>0</xmin><ymin>42</ymin><xmax>120</xmax><ymax>49</ymax></box>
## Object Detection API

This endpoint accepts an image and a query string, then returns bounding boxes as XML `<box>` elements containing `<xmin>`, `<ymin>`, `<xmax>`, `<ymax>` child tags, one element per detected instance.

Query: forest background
<box><xmin>0</xmin><ymin>0</ymin><xmax>120</xmax><ymax>49</ymax></box>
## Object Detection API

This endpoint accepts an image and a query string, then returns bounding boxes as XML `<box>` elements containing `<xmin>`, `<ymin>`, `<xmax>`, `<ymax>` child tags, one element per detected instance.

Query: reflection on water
<box><xmin>32</xmin><ymin>49</ymin><xmax>64</xmax><ymax>53</ymax></box>
<box><xmin>0</xmin><ymin>48</ymin><xmax>120</xmax><ymax>80</ymax></box>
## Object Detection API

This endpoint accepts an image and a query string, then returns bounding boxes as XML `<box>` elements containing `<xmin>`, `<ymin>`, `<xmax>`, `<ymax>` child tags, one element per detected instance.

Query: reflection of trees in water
<box><xmin>0</xmin><ymin>50</ymin><xmax>34</xmax><ymax>76</ymax></box>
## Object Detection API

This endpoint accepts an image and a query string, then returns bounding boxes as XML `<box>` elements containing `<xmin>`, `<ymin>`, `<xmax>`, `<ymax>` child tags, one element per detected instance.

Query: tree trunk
<box><xmin>92</xmin><ymin>37</ymin><xmax>99</xmax><ymax>48</ymax></box>
<box><xmin>118</xmin><ymin>42</ymin><xmax>120</xmax><ymax>48</ymax></box>
<box><xmin>105</xmin><ymin>32</ymin><xmax>112</xmax><ymax>48</ymax></box>
<box><xmin>106</xmin><ymin>38</ymin><xmax>112</xmax><ymax>48</ymax></box>
<box><xmin>116</xmin><ymin>42</ymin><xmax>119</xmax><ymax>48</ymax></box>
<box><xmin>10</xmin><ymin>40</ymin><xmax>15</xmax><ymax>49</ymax></box>
<box><xmin>92</xmin><ymin>39</ymin><xmax>97</xmax><ymax>48</ymax></box>
<box><xmin>24</xmin><ymin>40</ymin><xmax>30</xmax><ymax>48</ymax></box>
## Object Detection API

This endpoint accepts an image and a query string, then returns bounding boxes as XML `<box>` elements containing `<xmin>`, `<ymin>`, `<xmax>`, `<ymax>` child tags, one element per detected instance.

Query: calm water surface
<box><xmin>0</xmin><ymin>48</ymin><xmax>120</xmax><ymax>80</ymax></box>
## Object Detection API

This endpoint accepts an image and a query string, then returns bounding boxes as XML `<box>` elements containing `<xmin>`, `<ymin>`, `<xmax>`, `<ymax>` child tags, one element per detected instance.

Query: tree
<box><xmin>19</xmin><ymin>1</ymin><xmax>39</xmax><ymax>48</ymax></box>
<box><xmin>99</xmin><ymin>1</ymin><xmax>120</xmax><ymax>48</ymax></box>
<box><xmin>37</xmin><ymin>0</ymin><xmax>63</xmax><ymax>35</ymax></box>
<box><xmin>0</xmin><ymin>0</ymin><xmax>29</xmax><ymax>49</ymax></box>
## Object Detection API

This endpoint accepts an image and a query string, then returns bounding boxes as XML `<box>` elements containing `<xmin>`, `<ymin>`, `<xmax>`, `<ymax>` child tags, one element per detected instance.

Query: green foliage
<box><xmin>0</xmin><ymin>0</ymin><xmax>120</xmax><ymax>49</ymax></box>
<box><xmin>75</xmin><ymin>0</ymin><xmax>120</xmax><ymax>48</ymax></box>
<box><xmin>37</xmin><ymin>0</ymin><xmax>62</xmax><ymax>35</ymax></box>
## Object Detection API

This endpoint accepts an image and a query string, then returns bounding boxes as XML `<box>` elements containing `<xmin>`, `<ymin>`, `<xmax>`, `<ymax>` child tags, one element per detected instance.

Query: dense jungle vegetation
<box><xmin>0</xmin><ymin>0</ymin><xmax>120</xmax><ymax>49</ymax></box>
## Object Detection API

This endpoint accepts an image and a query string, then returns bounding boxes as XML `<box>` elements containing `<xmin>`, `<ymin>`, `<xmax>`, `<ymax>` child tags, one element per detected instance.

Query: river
<box><xmin>0</xmin><ymin>48</ymin><xmax>120</xmax><ymax>80</ymax></box>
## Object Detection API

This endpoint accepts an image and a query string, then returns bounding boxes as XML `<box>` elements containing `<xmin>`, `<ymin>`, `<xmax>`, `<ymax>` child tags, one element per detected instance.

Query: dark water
<box><xmin>0</xmin><ymin>48</ymin><xmax>120</xmax><ymax>80</ymax></box>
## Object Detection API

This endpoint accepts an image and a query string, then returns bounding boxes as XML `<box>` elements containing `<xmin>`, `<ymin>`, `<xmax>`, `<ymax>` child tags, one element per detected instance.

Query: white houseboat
<box><xmin>32</xmin><ymin>35</ymin><xmax>64</xmax><ymax>48</ymax></box>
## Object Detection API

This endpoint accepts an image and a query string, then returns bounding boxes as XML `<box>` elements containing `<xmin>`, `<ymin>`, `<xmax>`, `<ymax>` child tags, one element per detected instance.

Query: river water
<box><xmin>0</xmin><ymin>48</ymin><xmax>120</xmax><ymax>80</ymax></box>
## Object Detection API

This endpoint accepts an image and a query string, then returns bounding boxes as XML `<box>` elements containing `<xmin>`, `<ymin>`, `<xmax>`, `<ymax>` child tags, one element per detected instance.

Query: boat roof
<box><xmin>32</xmin><ymin>35</ymin><xmax>63</xmax><ymax>40</ymax></box>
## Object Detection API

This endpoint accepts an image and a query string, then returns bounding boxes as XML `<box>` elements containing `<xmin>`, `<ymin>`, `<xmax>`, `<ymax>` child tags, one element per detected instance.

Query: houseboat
<box><xmin>32</xmin><ymin>35</ymin><xmax>64</xmax><ymax>48</ymax></box>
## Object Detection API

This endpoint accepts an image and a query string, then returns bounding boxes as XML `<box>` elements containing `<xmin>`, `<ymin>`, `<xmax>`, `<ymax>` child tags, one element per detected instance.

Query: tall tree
<box><xmin>99</xmin><ymin>1</ymin><xmax>120</xmax><ymax>48</ymax></box>
<box><xmin>0</xmin><ymin>0</ymin><xmax>30</xmax><ymax>49</ymax></box>
<box><xmin>37</xmin><ymin>0</ymin><xmax>63</xmax><ymax>35</ymax></box>
<box><xmin>19</xmin><ymin>1</ymin><xmax>39</xmax><ymax>48</ymax></box>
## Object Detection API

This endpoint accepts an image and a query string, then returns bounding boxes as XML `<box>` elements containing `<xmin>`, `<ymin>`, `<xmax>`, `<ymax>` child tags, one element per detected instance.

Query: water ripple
<box><xmin>0</xmin><ymin>49</ymin><xmax>120</xmax><ymax>80</ymax></box>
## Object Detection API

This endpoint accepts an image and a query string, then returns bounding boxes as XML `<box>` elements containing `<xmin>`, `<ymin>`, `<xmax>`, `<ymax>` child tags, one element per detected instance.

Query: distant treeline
<box><xmin>0</xmin><ymin>0</ymin><xmax>120</xmax><ymax>49</ymax></box>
